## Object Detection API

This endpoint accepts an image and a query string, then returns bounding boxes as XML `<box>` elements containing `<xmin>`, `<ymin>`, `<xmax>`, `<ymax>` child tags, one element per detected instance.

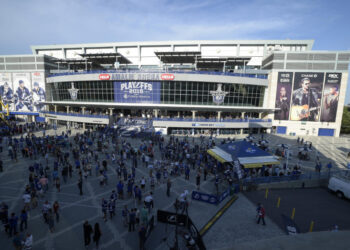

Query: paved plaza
<box><xmin>0</xmin><ymin>127</ymin><xmax>349</xmax><ymax>250</ymax></box>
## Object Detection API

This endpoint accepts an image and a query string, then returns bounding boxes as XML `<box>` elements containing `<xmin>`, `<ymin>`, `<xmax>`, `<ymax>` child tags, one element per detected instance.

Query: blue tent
<box><xmin>207</xmin><ymin>140</ymin><xmax>279</xmax><ymax>168</ymax></box>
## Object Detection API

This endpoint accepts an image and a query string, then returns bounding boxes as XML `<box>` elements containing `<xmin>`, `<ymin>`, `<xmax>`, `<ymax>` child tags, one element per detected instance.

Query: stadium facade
<box><xmin>0</xmin><ymin>40</ymin><xmax>349</xmax><ymax>137</ymax></box>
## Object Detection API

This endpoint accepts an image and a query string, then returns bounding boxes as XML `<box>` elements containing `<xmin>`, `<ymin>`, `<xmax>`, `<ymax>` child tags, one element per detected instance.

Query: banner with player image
<box><xmin>0</xmin><ymin>73</ymin><xmax>15</xmax><ymax>111</ymax></box>
<box><xmin>274</xmin><ymin>72</ymin><xmax>293</xmax><ymax>120</ymax></box>
<box><xmin>290</xmin><ymin>72</ymin><xmax>324</xmax><ymax>121</ymax></box>
<box><xmin>320</xmin><ymin>73</ymin><xmax>342</xmax><ymax>122</ymax></box>
<box><xmin>13</xmin><ymin>73</ymin><xmax>34</xmax><ymax>112</ymax></box>
<box><xmin>31</xmin><ymin>72</ymin><xmax>46</xmax><ymax>112</ymax></box>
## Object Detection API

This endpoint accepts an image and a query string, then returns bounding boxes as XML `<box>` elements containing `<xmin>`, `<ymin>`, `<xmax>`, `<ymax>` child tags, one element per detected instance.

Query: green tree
<box><xmin>341</xmin><ymin>106</ymin><xmax>350</xmax><ymax>134</ymax></box>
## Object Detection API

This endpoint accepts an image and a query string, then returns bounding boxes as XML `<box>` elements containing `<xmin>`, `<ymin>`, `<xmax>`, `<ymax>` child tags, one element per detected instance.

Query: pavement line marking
<box><xmin>199</xmin><ymin>195</ymin><xmax>238</xmax><ymax>237</ymax></box>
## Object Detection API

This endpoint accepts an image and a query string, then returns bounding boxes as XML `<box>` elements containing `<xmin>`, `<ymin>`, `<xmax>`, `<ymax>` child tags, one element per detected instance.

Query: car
<box><xmin>328</xmin><ymin>175</ymin><xmax>350</xmax><ymax>199</ymax></box>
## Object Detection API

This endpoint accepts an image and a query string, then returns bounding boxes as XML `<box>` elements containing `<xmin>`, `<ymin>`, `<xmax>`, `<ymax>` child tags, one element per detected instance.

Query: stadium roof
<box><xmin>155</xmin><ymin>51</ymin><xmax>201</xmax><ymax>64</ymax></box>
<box><xmin>79</xmin><ymin>53</ymin><xmax>131</xmax><ymax>64</ymax></box>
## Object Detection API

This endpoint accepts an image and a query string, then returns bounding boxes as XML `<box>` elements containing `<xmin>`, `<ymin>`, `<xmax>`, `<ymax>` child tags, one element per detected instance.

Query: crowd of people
<box><xmin>0</xmin><ymin>118</ymin><xmax>335</xmax><ymax>249</ymax></box>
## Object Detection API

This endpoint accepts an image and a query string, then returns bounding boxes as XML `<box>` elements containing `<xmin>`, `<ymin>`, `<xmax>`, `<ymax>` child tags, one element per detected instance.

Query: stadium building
<box><xmin>0</xmin><ymin>40</ymin><xmax>349</xmax><ymax>137</ymax></box>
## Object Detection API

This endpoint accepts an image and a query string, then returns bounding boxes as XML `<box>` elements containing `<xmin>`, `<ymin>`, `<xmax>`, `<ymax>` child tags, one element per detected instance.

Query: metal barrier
<box><xmin>153</xmin><ymin>117</ymin><xmax>272</xmax><ymax>123</ymax></box>
<box><xmin>40</xmin><ymin>111</ymin><xmax>109</xmax><ymax>119</ymax></box>
<box><xmin>242</xmin><ymin>172</ymin><xmax>330</xmax><ymax>185</ymax></box>
<box><xmin>48</xmin><ymin>69</ymin><xmax>268</xmax><ymax>79</ymax></box>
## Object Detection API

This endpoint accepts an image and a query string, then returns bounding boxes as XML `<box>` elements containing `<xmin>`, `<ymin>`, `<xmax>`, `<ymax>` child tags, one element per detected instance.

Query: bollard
<box><xmin>309</xmin><ymin>221</ymin><xmax>314</xmax><ymax>232</ymax></box>
<box><xmin>291</xmin><ymin>208</ymin><xmax>295</xmax><ymax>220</ymax></box>
<box><xmin>265</xmin><ymin>188</ymin><xmax>269</xmax><ymax>199</ymax></box>
<box><xmin>277</xmin><ymin>197</ymin><xmax>281</xmax><ymax>208</ymax></box>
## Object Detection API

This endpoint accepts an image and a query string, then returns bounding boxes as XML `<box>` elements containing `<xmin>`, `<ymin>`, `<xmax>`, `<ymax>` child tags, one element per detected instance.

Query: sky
<box><xmin>0</xmin><ymin>0</ymin><xmax>349</xmax><ymax>103</ymax></box>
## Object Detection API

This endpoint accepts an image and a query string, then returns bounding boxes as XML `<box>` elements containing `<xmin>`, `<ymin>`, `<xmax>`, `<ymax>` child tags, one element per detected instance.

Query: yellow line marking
<box><xmin>199</xmin><ymin>195</ymin><xmax>238</xmax><ymax>236</ymax></box>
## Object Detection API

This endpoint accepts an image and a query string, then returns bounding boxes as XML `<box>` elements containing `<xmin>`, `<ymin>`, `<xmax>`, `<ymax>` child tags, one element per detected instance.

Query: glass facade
<box><xmin>49</xmin><ymin>81</ymin><xmax>265</xmax><ymax>107</ymax></box>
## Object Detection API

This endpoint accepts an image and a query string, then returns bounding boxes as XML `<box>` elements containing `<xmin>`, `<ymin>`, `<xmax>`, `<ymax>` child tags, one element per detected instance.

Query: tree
<box><xmin>341</xmin><ymin>106</ymin><xmax>350</xmax><ymax>134</ymax></box>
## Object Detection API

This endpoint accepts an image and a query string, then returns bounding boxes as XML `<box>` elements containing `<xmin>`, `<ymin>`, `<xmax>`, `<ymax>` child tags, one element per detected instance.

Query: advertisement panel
<box><xmin>290</xmin><ymin>72</ymin><xmax>324</xmax><ymax>121</ymax></box>
<box><xmin>0</xmin><ymin>73</ymin><xmax>14</xmax><ymax>111</ymax></box>
<box><xmin>274</xmin><ymin>72</ymin><xmax>293</xmax><ymax>120</ymax></box>
<box><xmin>114</xmin><ymin>81</ymin><xmax>161</xmax><ymax>103</ymax></box>
<box><xmin>31</xmin><ymin>72</ymin><xmax>46</xmax><ymax>112</ymax></box>
<box><xmin>320</xmin><ymin>73</ymin><xmax>341</xmax><ymax>122</ymax></box>
<box><xmin>13</xmin><ymin>73</ymin><xmax>33</xmax><ymax>112</ymax></box>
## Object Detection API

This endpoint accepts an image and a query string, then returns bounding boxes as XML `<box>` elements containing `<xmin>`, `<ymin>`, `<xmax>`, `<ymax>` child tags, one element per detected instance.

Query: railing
<box><xmin>242</xmin><ymin>172</ymin><xmax>330</xmax><ymax>185</ymax></box>
<box><xmin>153</xmin><ymin>117</ymin><xmax>272</xmax><ymax>123</ymax></box>
<box><xmin>40</xmin><ymin>111</ymin><xmax>109</xmax><ymax>119</ymax></box>
<box><xmin>48</xmin><ymin>69</ymin><xmax>268</xmax><ymax>79</ymax></box>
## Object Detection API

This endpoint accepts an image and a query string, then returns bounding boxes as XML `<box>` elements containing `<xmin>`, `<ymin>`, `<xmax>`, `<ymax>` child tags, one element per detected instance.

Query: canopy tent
<box><xmin>207</xmin><ymin>140</ymin><xmax>280</xmax><ymax>168</ymax></box>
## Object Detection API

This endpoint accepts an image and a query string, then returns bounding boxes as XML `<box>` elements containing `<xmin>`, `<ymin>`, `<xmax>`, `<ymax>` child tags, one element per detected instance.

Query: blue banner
<box><xmin>114</xmin><ymin>81</ymin><xmax>161</xmax><ymax>103</ymax></box>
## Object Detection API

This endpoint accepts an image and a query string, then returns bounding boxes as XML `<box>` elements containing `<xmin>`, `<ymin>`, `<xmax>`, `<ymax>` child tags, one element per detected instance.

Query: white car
<box><xmin>328</xmin><ymin>175</ymin><xmax>350</xmax><ymax>199</ymax></box>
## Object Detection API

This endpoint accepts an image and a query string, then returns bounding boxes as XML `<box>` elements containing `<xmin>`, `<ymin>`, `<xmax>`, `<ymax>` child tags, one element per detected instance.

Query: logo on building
<box><xmin>245</xmin><ymin>147</ymin><xmax>256</xmax><ymax>153</ymax></box>
<box><xmin>210</xmin><ymin>83</ymin><xmax>228</xmax><ymax>105</ymax></box>
<box><xmin>99</xmin><ymin>74</ymin><xmax>111</xmax><ymax>80</ymax></box>
<box><xmin>68</xmin><ymin>82</ymin><xmax>79</xmax><ymax>100</ymax></box>
<box><xmin>161</xmin><ymin>74</ymin><xmax>175</xmax><ymax>81</ymax></box>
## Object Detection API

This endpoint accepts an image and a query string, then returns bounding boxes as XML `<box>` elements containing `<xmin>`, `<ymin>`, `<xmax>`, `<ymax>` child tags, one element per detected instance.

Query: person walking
<box><xmin>166</xmin><ymin>178</ymin><xmax>171</xmax><ymax>197</ymax></box>
<box><xmin>83</xmin><ymin>220</ymin><xmax>94</xmax><ymax>248</ymax></box>
<box><xmin>93</xmin><ymin>223</ymin><xmax>102</xmax><ymax>250</ymax></box>
<box><xmin>257</xmin><ymin>204</ymin><xmax>266</xmax><ymax>225</ymax></box>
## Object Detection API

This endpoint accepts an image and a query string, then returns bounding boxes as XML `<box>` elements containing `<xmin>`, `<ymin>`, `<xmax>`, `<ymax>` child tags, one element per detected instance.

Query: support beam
<box><xmin>109</xmin><ymin>108</ymin><xmax>114</xmax><ymax>116</ymax></box>
<box><xmin>192</xmin><ymin>111</ymin><xmax>196</xmax><ymax>120</ymax></box>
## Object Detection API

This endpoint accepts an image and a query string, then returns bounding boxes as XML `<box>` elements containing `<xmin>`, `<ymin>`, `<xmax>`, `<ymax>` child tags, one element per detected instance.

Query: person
<box><xmin>257</xmin><ymin>204</ymin><xmax>266</xmax><ymax>225</ymax></box>
<box><xmin>166</xmin><ymin>178</ymin><xmax>171</xmax><ymax>197</ymax></box>
<box><xmin>291</xmin><ymin>77</ymin><xmax>320</xmax><ymax>121</ymax></box>
<box><xmin>23</xmin><ymin>232</ymin><xmax>33</xmax><ymax>250</ymax></box>
<box><xmin>196</xmin><ymin>173</ymin><xmax>201</xmax><ymax>190</ymax></box>
<box><xmin>20</xmin><ymin>209</ymin><xmax>28</xmax><ymax>232</ymax></box>
<box><xmin>47</xmin><ymin>209</ymin><xmax>55</xmax><ymax>233</ymax></box>
<box><xmin>275</xmin><ymin>86</ymin><xmax>290</xmax><ymax>120</ymax></box>
<box><xmin>101</xmin><ymin>198</ymin><xmax>108</xmax><ymax>222</ymax></box>
<box><xmin>138</xmin><ymin>224</ymin><xmax>146</xmax><ymax>250</ymax></box>
<box><xmin>12</xmin><ymin>232</ymin><xmax>23</xmax><ymax>250</ymax></box>
<box><xmin>78</xmin><ymin>177</ymin><xmax>83</xmax><ymax>195</ymax></box>
<box><xmin>93</xmin><ymin>223</ymin><xmax>102</xmax><ymax>250</ymax></box>
<box><xmin>128</xmin><ymin>208</ymin><xmax>136</xmax><ymax>232</ymax></box>
<box><xmin>83</xmin><ymin>220</ymin><xmax>94</xmax><ymax>248</ymax></box>
<box><xmin>322</xmin><ymin>85</ymin><xmax>339</xmax><ymax>122</ymax></box>
<box><xmin>9</xmin><ymin>212</ymin><xmax>18</xmax><ymax>237</ymax></box>
<box><xmin>15</xmin><ymin>80</ymin><xmax>33</xmax><ymax>112</ymax></box>
<box><xmin>31</xmin><ymin>82</ymin><xmax>46</xmax><ymax>112</ymax></box>
<box><xmin>53</xmin><ymin>201</ymin><xmax>60</xmax><ymax>222</ymax></box>
<box><xmin>122</xmin><ymin>205</ymin><xmax>129</xmax><ymax>227</ymax></box>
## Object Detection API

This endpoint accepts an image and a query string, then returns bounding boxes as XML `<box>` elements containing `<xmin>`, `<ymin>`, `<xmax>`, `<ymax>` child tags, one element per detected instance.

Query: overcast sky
<box><xmin>1</xmin><ymin>0</ymin><xmax>349</xmax><ymax>102</ymax></box>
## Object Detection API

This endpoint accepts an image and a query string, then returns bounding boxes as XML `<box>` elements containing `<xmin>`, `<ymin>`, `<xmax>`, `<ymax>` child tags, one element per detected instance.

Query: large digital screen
<box><xmin>114</xmin><ymin>81</ymin><xmax>161</xmax><ymax>103</ymax></box>
<box><xmin>274</xmin><ymin>72</ymin><xmax>293</xmax><ymax>120</ymax></box>
<box><xmin>320</xmin><ymin>73</ymin><xmax>342</xmax><ymax>122</ymax></box>
<box><xmin>290</xmin><ymin>72</ymin><xmax>324</xmax><ymax>121</ymax></box>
